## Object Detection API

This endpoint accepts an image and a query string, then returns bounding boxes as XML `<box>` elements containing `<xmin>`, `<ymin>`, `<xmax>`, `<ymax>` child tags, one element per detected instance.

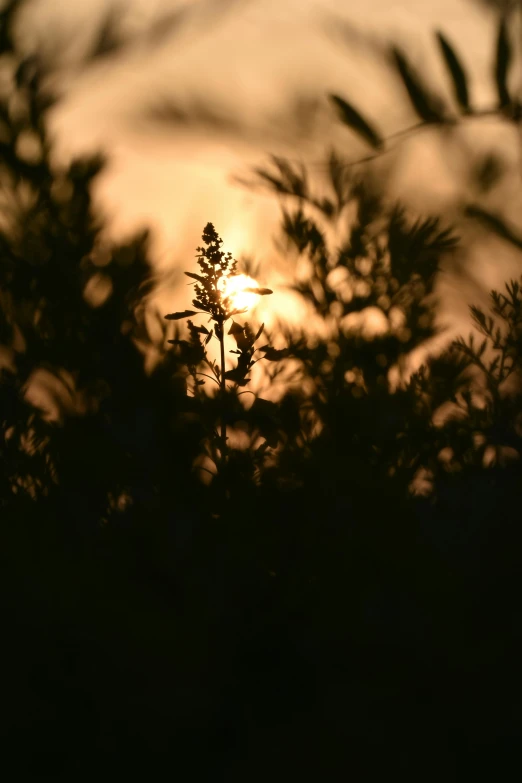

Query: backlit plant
<box><xmin>164</xmin><ymin>223</ymin><xmax>272</xmax><ymax>466</ymax></box>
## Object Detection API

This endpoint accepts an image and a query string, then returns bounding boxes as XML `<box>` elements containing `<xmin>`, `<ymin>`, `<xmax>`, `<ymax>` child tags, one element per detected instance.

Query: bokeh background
<box><xmin>13</xmin><ymin>0</ymin><xmax>522</xmax><ymax>337</ymax></box>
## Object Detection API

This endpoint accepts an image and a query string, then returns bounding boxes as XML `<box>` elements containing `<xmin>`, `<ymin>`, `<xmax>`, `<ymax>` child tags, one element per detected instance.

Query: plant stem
<box><xmin>218</xmin><ymin>318</ymin><xmax>227</xmax><ymax>462</ymax></box>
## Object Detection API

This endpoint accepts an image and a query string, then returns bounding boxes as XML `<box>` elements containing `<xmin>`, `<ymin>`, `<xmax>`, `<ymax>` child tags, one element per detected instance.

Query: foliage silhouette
<box><xmin>236</xmin><ymin>149</ymin><xmax>522</xmax><ymax>779</ymax></box>
<box><xmin>0</xmin><ymin>4</ymin><xmax>206</xmax><ymax>521</ymax></box>
<box><xmin>326</xmin><ymin>7</ymin><xmax>521</xmax><ymax>209</ymax></box>
<box><xmin>246</xmin><ymin>156</ymin><xmax>460</xmax><ymax>501</ymax></box>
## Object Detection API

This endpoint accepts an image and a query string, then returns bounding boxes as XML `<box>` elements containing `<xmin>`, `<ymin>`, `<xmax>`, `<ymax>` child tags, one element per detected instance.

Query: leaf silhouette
<box><xmin>184</xmin><ymin>272</ymin><xmax>205</xmax><ymax>283</ymax></box>
<box><xmin>392</xmin><ymin>47</ymin><xmax>448</xmax><ymax>123</ymax></box>
<box><xmin>329</xmin><ymin>94</ymin><xmax>383</xmax><ymax>149</ymax></box>
<box><xmin>495</xmin><ymin>16</ymin><xmax>511</xmax><ymax>109</ymax></box>
<box><xmin>224</xmin><ymin>367</ymin><xmax>250</xmax><ymax>385</ymax></box>
<box><xmin>250</xmin><ymin>397</ymin><xmax>278</xmax><ymax>417</ymax></box>
<box><xmin>228</xmin><ymin>320</ymin><xmax>251</xmax><ymax>350</ymax></box>
<box><xmin>228</xmin><ymin>320</ymin><xmax>244</xmax><ymax>337</ymax></box>
<box><xmin>243</xmin><ymin>287</ymin><xmax>273</xmax><ymax>296</ymax></box>
<box><xmin>465</xmin><ymin>205</ymin><xmax>522</xmax><ymax>250</ymax></box>
<box><xmin>259</xmin><ymin>345</ymin><xmax>289</xmax><ymax>361</ymax></box>
<box><xmin>164</xmin><ymin>310</ymin><xmax>199</xmax><ymax>320</ymax></box>
<box><xmin>436</xmin><ymin>32</ymin><xmax>470</xmax><ymax>112</ymax></box>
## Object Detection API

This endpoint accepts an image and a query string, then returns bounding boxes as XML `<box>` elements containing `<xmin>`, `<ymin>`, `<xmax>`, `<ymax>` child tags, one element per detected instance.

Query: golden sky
<box><xmin>16</xmin><ymin>0</ymin><xmax>522</xmax><ymax>337</ymax></box>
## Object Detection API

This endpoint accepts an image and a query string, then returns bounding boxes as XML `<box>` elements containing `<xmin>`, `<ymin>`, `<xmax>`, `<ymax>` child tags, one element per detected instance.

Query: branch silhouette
<box><xmin>267</xmin><ymin>11</ymin><xmax>522</xmax><ymax>176</ymax></box>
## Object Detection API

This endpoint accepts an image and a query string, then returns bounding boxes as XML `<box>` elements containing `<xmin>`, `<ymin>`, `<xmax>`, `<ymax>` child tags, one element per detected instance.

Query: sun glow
<box><xmin>218</xmin><ymin>274</ymin><xmax>260</xmax><ymax>312</ymax></box>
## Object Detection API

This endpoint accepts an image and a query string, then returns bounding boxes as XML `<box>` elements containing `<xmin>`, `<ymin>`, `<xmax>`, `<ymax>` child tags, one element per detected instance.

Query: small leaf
<box><xmin>465</xmin><ymin>205</ymin><xmax>522</xmax><ymax>251</ymax></box>
<box><xmin>259</xmin><ymin>345</ymin><xmax>288</xmax><ymax>361</ymax></box>
<box><xmin>254</xmin><ymin>323</ymin><xmax>265</xmax><ymax>343</ymax></box>
<box><xmin>167</xmin><ymin>339</ymin><xmax>190</xmax><ymax>347</ymax></box>
<box><xmin>165</xmin><ymin>310</ymin><xmax>199</xmax><ymax>320</ymax></box>
<box><xmin>228</xmin><ymin>320</ymin><xmax>252</xmax><ymax>350</ymax></box>
<box><xmin>329</xmin><ymin>94</ymin><xmax>383</xmax><ymax>149</ymax></box>
<box><xmin>243</xmin><ymin>287</ymin><xmax>273</xmax><ymax>295</ymax></box>
<box><xmin>251</xmin><ymin>397</ymin><xmax>278</xmax><ymax>417</ymax></box>
<box><xmin>184</xmin><ymin>272</ymin><xmax>205</xmax><ymax>282</ymax></box>
<box><xmin>436</xmin><ymin>32</ymin><xmax>470</xmax><ymax>112</ymax></box>
<box><xmin>228</xmin><ymin>320</ymin><xmax>244</xmax><ymax>336</ymax></box>
<box><xmin>392</xmin><ymin>47</ymin><xmax>448</xmax><ymax>123</ymax></box>
<box><xmin>224</xmin><ymin>368</ymin><xmax>250</xmax><ymax>386</ymax></box>
<box><xmin>495</xmin><ymin>16</ymin><xmax>511</xmax><ymax>109</ymax></box>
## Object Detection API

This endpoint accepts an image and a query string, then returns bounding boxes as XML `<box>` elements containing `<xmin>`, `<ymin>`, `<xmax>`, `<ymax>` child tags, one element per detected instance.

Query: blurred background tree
<box><xmin>0</xmin><ymin>0</ymin><xmax>209</xmax><ymax>526</ymax></box>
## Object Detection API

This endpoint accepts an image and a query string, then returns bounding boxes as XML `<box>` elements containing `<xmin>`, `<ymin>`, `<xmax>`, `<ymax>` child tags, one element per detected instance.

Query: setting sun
<box><xmin>218</xmin><ymin>274</ymin><xmax>260</xmax><ymax>312</ymax></box>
